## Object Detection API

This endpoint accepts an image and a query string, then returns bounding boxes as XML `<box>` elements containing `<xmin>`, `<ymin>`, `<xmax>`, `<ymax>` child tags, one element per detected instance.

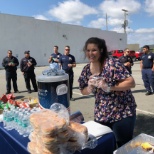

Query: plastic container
<box><xmin>37</xmin><ymin>74</ymin><xmax>70</xmax><ymax>110</ymax></box>
<box><xmin>114</xmin><ymin>133</ymin><xmax>154</xmax><ymax>154</ymax></box>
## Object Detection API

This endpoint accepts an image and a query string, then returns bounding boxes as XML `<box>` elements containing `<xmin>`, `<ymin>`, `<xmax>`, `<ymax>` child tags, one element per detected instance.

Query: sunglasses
<box><xmin>65</xmin><ymin>49</ymin><xmax>69</xmax><ymax>51</ymax></box>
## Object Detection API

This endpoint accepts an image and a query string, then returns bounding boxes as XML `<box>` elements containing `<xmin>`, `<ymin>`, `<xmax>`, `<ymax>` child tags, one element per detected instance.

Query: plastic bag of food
<box><xmin>50</xmin><ymin>103</ymin><xmax>70</xmax><ymax>124</ymax></box>
<box><xmin>50</xmin><ymin>62</ymin><xmax>60</xmax><ymax>70</ymax></box>
<box><xmin>30</xmin><ymin>109</ymin><xmax>69</xmax><ymax>137</ymax></box>
<box><xmin>42</xmin><ymin>67</ymin><xmax>57</xmax><ymax>76</ymax></box>
<box><xmin>0</xmin><ymin>94</ymin><xmax>8</xmax><ymax>103</ymax></box>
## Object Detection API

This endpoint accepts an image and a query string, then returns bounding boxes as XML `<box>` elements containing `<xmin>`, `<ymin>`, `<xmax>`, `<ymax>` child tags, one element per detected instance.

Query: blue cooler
<box><xmin>37</xmin><ymin>74</ymin><xmax>70</xmax><ymax>110</ymax></box>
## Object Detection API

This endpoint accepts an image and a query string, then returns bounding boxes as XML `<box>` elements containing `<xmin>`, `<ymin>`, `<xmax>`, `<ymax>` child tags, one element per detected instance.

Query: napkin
<box><xmin>82</xmin><ymin>121</ymin><xmax>113</xmax><ymax>138</ymax></box>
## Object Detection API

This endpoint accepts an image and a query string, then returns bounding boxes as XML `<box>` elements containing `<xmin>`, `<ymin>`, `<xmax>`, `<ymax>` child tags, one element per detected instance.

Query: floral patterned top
<box><xmin>78</xmin><ymin>58</ymin><xmax>137</xmax><ymax>123</ymax></box>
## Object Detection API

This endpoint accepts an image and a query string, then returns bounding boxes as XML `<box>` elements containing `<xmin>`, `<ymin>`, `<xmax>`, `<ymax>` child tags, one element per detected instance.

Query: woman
<box><xmin>78</xmin><ymin>37</ymin><xmax>137</xmax><ymax>148</ymax></box>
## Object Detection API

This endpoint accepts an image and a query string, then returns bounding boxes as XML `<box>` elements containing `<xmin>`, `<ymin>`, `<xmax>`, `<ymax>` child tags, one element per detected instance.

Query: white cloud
<box><xmin>48</xmin><ymin>0</ymin><xmax>97</xmax><ymax>24</ymax></box>
<box><xmin>145</xmin><ymin>0</ymin><xmax>154</xmax><ymax>16</ymax></box>
<box><xmin>135</xmin><ymin>28</ymin><xmax>154</xmax><ymax>33</ymax></box>
<box><xmin>32</xmin><ymin>0</ymin><xmax>153</xmax><ymax>47</ymax></box>
<box><xmin>34</xmin><ymin>15</ymin><xmax>49</xmax><ymax>20</ymax></box>
<box><xmin>128</xmin><ymin>32</ymin><xmax>154</xmax><ymax>47</ymax></box>
<box><xmin>99</xmin><ymin>0</ymin><xmax>141</xmax><ymax>18</ymax></box>
<box><xmin>89</xmin><ymin>18</ymin><xmax>106</xmax><ymax>29</ymax></box>
<box><xmin>110</xmin><ymin>27</ymin><xmax>134</xmax><ymax>35</ymax></box>
<box><xmin>88</xmin><ymin>0</ymin><xmax>140</xmax><ymax>31</ymax></box>
<box><xmin>108</xmin><ymin>18</ymin><xmax>123</xmax><ymax>26</ymax></box>
<box><xmin>111</xmin><ymin>27</ymin><xmax>124</xmax><ymax>33</ymax></box>
<box><xmin>89</xmin><ymin>17</ymin><xmax>124</xmax><ymax>29</ymax></box>
<box><xmin>97</xmin><ymin>0</ymin><xmax>154</xmax><ymax>47</ymax></box>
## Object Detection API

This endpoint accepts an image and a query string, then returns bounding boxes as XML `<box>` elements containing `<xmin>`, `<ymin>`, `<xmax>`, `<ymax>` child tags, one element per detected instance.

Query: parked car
<box><xmin>110</xmin><ymin>49</ymin><xmax>137</xmax><ymax>61</ymax></box>
<box><xmin>135</xmin><ymin>51</ymin><xmax>143</xmax><ymax>60</ymax></box>
<box><xmin>111</xmin><ymin>50</ymin><xmax>124</xmax><ymax>58</ymax></box>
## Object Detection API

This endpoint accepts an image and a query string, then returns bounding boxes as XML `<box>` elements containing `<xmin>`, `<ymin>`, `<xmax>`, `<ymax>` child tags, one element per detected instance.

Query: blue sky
<box><xmin>0</xmin><ymin>0</ymin><xmax>154</xmax><ymax>48</ymax></box>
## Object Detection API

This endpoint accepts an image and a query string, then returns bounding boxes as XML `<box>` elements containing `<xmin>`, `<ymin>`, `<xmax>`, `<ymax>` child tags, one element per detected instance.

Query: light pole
<box><xmin>122</xmin><ymin>9</ymin><xmax>128</xmax><ymax>33</ymax></box>
<box><xmin>106</xmin><ymin>13</ymin><xmax>108</xmax><ymax>31</ymax></box>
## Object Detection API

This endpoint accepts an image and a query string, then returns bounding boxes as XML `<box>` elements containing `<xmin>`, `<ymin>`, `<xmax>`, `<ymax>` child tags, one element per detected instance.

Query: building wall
<box><xmin>0</xmin><ymin>14</ymin><xmax>127</xmax><ymax>68</ymax></box>
<box><xmin>149</xmin><ymin>45</ymin><xmax>154</xmax><ymax>52</ymax></box>
<box><xmin>127</xmin><ymin>44</ymin><xmax>140</xmax><ymax>51</ymax></box>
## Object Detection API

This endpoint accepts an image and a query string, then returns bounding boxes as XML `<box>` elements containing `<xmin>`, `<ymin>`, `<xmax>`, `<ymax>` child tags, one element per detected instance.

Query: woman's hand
<box><xmin>88</xmin><ymin>78</ymin><xmax>97</xmax><ymax>87</ymax></box>
<box><xmin>97</xmin><ymin>79</ymin><xmax>110</xmax><ymax>92</ymax></box>
<box><xmin>87</xmin><ymin>77</ymin><xmax>96</xmax><ymax>94</ymax></box>
<box><xmin>88</xmin><ymin>76</ymin><xmax>111</xmax><ymax>92</ymax></box>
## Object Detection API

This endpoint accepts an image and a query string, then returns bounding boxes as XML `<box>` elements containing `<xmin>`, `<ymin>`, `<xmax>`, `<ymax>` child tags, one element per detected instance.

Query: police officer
<box><xmin>59</xmin><ymin>46</ymin><xmax>76</xmax><ymax>101</ymax></box>
<box><xmin>2</xmin><ymin>50</ymin><xmax>19</xmax><ymax>94</ymax></box>
<box><xmin>48</xmin><ymin>46</ymin><xmax>62</xmax><ymax>63</ymax></box>
<box><xmin>20</xmin><ymin>51</ymin><xmax>38</xmax><ymax>93</ymax></box>
<box><xmin>140</xmin><ymin>45</ymin><xmax>154</xmax><ymax>95</ymax></box>
<box><xmin>119</xmin><ymin>48</ymin><xmax>134</xmax><ymax>74</ymax></box>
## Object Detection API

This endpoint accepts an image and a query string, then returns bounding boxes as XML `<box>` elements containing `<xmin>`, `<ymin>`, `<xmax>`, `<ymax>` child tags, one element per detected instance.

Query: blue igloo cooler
<box><xmin>37</xmin><ymin>74</ymin><xmax>70</xmax><ymax>110</ymax></box>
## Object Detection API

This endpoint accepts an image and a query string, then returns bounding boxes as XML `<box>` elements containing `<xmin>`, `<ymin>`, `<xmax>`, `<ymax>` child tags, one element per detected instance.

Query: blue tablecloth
<box><xmin>0</xmin><ymin>122</ymin><xmax>116</xmax><ymax>154</ymax></box>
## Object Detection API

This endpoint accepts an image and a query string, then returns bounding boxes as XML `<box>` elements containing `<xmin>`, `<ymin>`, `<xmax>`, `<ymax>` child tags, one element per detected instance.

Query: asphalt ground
<box><xmin>0</xmin><ymin>61</ymin><xmax>154</xmax><ymax>137</ymax></box>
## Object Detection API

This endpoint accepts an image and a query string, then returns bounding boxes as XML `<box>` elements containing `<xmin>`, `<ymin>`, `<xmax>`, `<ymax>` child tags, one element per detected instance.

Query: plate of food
<box><xmin>114</xmin><ymin>133</ymin><xmax>154</xmax><ymax>154</ymax></box>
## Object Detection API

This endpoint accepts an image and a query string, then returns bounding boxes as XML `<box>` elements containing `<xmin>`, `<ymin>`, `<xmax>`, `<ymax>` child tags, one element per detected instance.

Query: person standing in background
<box><xmin>20</xmin><ymin>51</ymin><xmax>38</xmax><ymax>93</ymax></box>
<box><xmin>59</xmin><ymin>46</ymin><xmax>76</xmax><ymax>101</ymax></box>
<box><xmin>2</xmin><ymin>50</ymin><xmax>19</xmax><ymax>94</ymax></box>
<box><xmin>140</xmin><ymin>45</ymin><xmax>154</xmax><ymax>95</ymax></box>
<box><xmin>119</xmin><ymin>48</ymin><xmax>134</xmax><ymax>74</ymax></box>
<box><xmin>48</xmin><ymin>46</ymin><xmax>62</xmax><ymax>63</ymax></box>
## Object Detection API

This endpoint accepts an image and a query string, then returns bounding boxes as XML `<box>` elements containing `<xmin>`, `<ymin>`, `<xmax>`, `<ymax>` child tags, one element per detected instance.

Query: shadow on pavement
<box><xmin>134</xmin><ymin>113</ymin><xmax>154</xmax><ymax>137</ymax></box>
<box><xmin>73</xmin><ymin>86</ymin><xmax>79</xmax><ymax>90</ymax></box>
<box><xmin>132</xmin><ymin>89</ymin><xmax>146</xmax><ymax>93</ymax></box>
<box><xmin>74</xmin><ymin>95</ymin><xmax>94</xmax><ymax>101</ymax></box>
<box><xmin>15</xmin><ymin>95</ymin><xmax>27</xmax><ymax>99</ymax></box>
<box><xmin>16</xmin><ymin>90</ymin><xmax>28</xmax><ymax>93</ymax></box>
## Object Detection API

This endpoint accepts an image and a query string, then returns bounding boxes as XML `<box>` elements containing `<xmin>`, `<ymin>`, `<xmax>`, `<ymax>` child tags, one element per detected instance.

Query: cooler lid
<box><xmin>37</xmin><ymin>74</ymin><xmax>69</xmax><ymax>82</ymax></box>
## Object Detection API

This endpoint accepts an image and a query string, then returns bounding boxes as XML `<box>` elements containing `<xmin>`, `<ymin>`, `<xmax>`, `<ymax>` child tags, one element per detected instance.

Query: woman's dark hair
<box><xmin>83</xmin><ymin>37</ymin><xmax>108</xmax><ymax>65</ymax></box>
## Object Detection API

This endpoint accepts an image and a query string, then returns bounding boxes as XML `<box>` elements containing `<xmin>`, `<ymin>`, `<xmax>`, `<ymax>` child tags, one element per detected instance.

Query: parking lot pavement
<box><xmin>0</xmin><ymin>61</ymin><xmax>154</xmax><ymax>137</ymax></box>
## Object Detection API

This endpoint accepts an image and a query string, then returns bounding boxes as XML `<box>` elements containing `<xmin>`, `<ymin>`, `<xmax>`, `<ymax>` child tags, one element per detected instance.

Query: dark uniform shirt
<box><xmin>141</xmin><ymin>52</ymin><xmax>154</xmax><ymax>69</ymax></box>
<box><xmin>51</xmin><ymin>53</ymin><xmax>62</xmax><ymax>63</ymax></box>
<box><xmin>20</xmin><ymin>56</ymin><xmax>37</xmax><ymax>73</ymax></box>
<box><xmin>119</xmin><ymin>55</ymin><xmax>133</xmax><ymax>73</ymax></box>
<box><xmin>59</xmin><ymin>54</ymin><xmax>76</xmax><ymax>72</ymax></box>
<box><xmin>2</xmin><ymin>56</ymin><xmax>19</xmax><ymax>72</ymax></box>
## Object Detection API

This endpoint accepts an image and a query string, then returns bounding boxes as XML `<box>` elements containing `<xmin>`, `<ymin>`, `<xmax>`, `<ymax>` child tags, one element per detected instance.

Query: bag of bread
<box><xmin>59</xmin><ymin>133</ymin><xmax>88</xmax><ymax>154</ymax></box>
<box><xmin>50</xmin><ymin>103</ymin><xmax>70</xmax><ymax>125</ymax></box>
<box><xmin>57</xmin><ymin>121</ymin><xmax>88</xmax><ymax>153</ymax></box>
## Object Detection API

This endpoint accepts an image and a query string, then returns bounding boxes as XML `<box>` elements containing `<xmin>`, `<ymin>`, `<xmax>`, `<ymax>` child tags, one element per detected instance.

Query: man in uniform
<box><xmin>119</xmin><ymin>48</ymin><xmax>134</xmax><ymax>74</ymax></box>
<box><xmin>2</xmin><ymin>50</ymin><xmax>19</xmax><ymax>94</ymax></box>
<box><xmin>59</xmin><ymin>46</ymin><xmax>76</xmax><ymax>101</ymax></box>
<box><xmin>48</xmin><ymin>46</ymin><xmax>62</xmax><ymax>63</ymax></box>
<box><xmin>20</xmin><ymin>51</ymin><xmax>38</xmax><ymax>93</ymax></box>
<box><xmin>140</xmin><ymin>45</ymin><xmax>154</xmax><ymax>95</ymax></box>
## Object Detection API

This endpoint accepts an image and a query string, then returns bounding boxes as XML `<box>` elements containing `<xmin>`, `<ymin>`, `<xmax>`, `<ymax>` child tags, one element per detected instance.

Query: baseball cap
<box><xmin>24</xmin><ymin>50</ymin><xmax>30</xmax><ymax>54</ymax></box>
